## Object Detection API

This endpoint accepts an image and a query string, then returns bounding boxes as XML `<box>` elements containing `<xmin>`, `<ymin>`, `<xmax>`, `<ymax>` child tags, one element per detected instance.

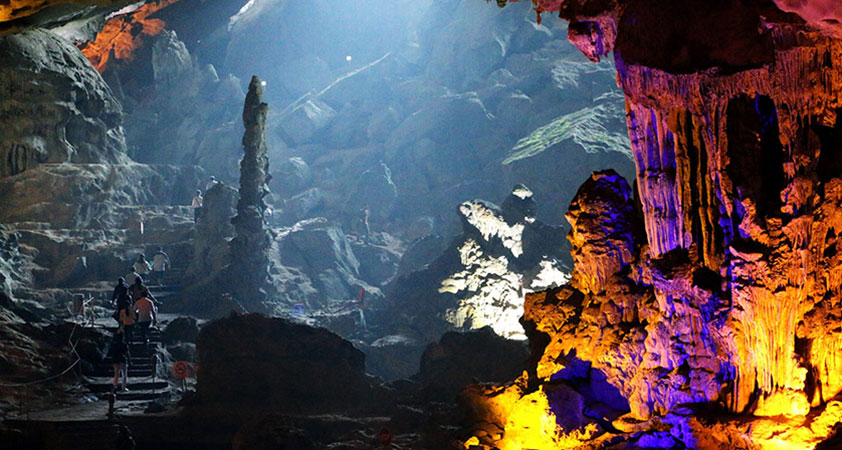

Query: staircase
<box><xmin>83</xmin><ymin>326</ymin><xmax>171</xmax><ymax>403</ymax></box>
<box><xmin>151</xmin><ymin>264</ymin><xmax>187</xmax><ymax>308</ymax></box>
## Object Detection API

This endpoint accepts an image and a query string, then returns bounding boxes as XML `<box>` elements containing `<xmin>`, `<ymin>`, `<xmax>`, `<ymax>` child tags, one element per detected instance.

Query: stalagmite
<box><xmin>229</xmin><ymin>76</ymin><xmax>275</xmax><ymax>310</ymax></box>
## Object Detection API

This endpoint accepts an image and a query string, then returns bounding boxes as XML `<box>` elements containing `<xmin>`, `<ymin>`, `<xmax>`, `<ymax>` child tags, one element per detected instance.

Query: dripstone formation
<box><xmin>229</xmin><ymin>76</ymin><xmax>275</xmax><ymax>309</ymax></box>
<box><xmin>464</xmin><ymin>0</ymin><xmax>842</xmax><ymax>449</ymax></box>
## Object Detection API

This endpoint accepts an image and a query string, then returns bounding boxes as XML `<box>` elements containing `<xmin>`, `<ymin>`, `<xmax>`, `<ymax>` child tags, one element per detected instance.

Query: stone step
<box><xmin>108</xmin><ymin>389</ymin><xmax>170</xmax><ymax>402</ymax></box>
<box><xmin>85</xmin><ymin>367</ymin><xmax>158</xmax><ymax>378</ymax></box>
<box><xmin>86</xmin><ymin>380</ymin><xmax>169</xmax><ymax>393</ymax></box>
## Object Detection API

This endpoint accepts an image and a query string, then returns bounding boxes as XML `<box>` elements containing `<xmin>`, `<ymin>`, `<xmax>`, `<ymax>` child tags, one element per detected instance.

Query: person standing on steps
<box><xmin>359</xmin><ymin>205</ymin><xmax>371</xmax><ymax>243</ymax></box>
<box><xmin>129</xmin><ymin>276</ymin><xmax>159</xmax><ymax>306</ymax></box>
<box><xmin>133</xmin><ymin>254</ymin><xmax>152</xmax><ymax>280</ymax></box>
<box><xmin>134</xmin><ymin>293</ymin><xmax>157</xmax><ymax>348</ymax></box>
<box><xmin>151</xmin><ymin>246</ymin><xmax>170</xmax><ymax>286</ymax></box>
<box><xmin>118</xmin><ymin>300</ymin><xmax>136</xmax><ymax>344</ymax></box>
<box><xmin>111</xmin><ymin>277</ymin><xmax>130</xmax><ymax>325</ymax></box>
<box><xmin>191</xmin><ymin>189</ymin><xmax>203</xmax><ymax>223</ymax></box>
<box><xmin>125</xmin><ymin>267</ymin><xmax>140</xmax><ymax>286</ymax></box>
<box><xmin>205</xmin><ymin>175</ymin><xmax>218</xmax><ymax>193</ymax></box>
<box><xmin>107</xmin><ymin>330</ymin><xmax>131</xmax><ymax>391</ymax></box>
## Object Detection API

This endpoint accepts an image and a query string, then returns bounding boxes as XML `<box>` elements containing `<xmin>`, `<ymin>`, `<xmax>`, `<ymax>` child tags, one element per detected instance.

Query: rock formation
<box><xmin>0</xmin><ymin>0</ymin><xmax>138</xmax><ymax>28</ymax></box>
<box><xmin>0</xmin><ymin>226</ymin><xmax>27</xmax><ymax>305</ymax></box>
<box><xmin>228</xmin><ymin>76</ymin><xmax>275</xmax><ymax>310</ymax></box>
<box><xmin>0</xmin><ymin>28</ymin><xmax>127</xmax><ymax>177</ymax></box>
<box><xmin>464</xmin><ymin>1</ymin><xmax>842</xmax><ymax>449</ymax></box>
<box><xmin>275</xmin><ymin>218</ymin><xmax>382</xmax><ymax>308</ymax></box>
<box><xmin>0</xmin><ymin>27</ymin><xmax>200</xmax><ymax>295</ymax></box>
<box><xmin>385</xmin><ymin>185</ymin><xmax>570</xmax><ymax>343</ymax></box>
<box><xmin>418</xmin><ymin>326</ymin><xmax>528</xmax><ymax>401</ymax></box>
<box><xmin>194</xmin><ymin>313</ymin><xmax>389</xmax><ymax>415</ymax></box>
<box><xmin>188</xmin><ymin>183</ymin><xmax>237</xmax><ymax>276</ymax></box>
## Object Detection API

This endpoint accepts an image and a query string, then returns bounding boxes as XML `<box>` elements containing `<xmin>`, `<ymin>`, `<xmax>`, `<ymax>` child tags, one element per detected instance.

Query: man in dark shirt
<box><xmin>111</xmin><ymin>278</ymin><xmax>130</xmax><ymax>324</ymax></box>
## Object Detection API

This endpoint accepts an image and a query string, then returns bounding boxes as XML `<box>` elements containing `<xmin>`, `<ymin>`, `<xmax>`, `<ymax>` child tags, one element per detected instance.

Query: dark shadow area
<box><xmin>814</xmin><ymin>109</ymin><xmax>842</xmax><ymax>183</ymax></box>
<box><xmin>726</xmin><ymin>94</ymin><xmax>786</xmax><ymax>220</ymax></box>
<box><xmin>616</xmin><ymin>0</ymin><xmax>780</xmax><ymax>74</ymax></box>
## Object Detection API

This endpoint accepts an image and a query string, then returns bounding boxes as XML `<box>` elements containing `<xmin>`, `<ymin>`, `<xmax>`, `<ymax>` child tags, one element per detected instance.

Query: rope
<box><xmin>0</xmin><ymin>320</ymin><xmax>82</xmax><ymax>388</ymax></box>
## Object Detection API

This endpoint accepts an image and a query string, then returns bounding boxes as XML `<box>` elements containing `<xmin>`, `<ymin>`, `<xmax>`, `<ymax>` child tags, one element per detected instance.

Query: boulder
<box><xmin>167</xmin><ymin>342</ymin><xmax>197</xmax><ymax>363</ymax></box>
<box><xmin>322</xmin><ymin>103</ymin><xmax>371</xmax><ymax>148</ymax></box>
<box><xmin>271</xmin><ymin>157</ymin><xmax>312</xmax><ymax>198</ymax></box>
<box><xmin>279</xmin><ymin>218</ymin><xmax>378</xmax><ymax>305</ymax></box>
<box><xmin>162</xmin><ymin>317</ymin><xmax>200</xmax><ymax>345</ymax></box>
<box><xmin>195</xmin><ymin>314</ymin><xmax>389</xmax><ymax>414</ymax></box>
<box><xmin>0</xmin><ymin>29</ymin><xmax>128</xmax><ymax>178</ymax></box>
<box><xmin>418</xmin><ymin>327</ymin><xmax>528</xmax><ymax>400</ymax></box>
<box><xmin>278</xmin><ymin>98</ymin><xmax>337</xmax><ymax>146</ymax></box>
<box><xmin>279</xmin><ymin>187</ymin><xmax>325</xmax><ymax>225</ymax></box>
<box><xmin>396</xmin><ymin>234</ymin><xmax>449</xmax><ymax>277</ymax></box>
<box><xmin>385</xmin><ymin>93</ymin><xmax>494</xmax><ymax>152</ymax></box>
<box><xmin>350</xmin><ymin>238</ymin><xmax>401</xmax><ymax>287</ymax></box>
<box><xmin>360</xmin><ymin>334</ymin><xmax>426</xmax><ymax>382</ymax></box>
<box><xmin>343</xmin><ymin>162</ymin><xmax>398</xmax><ymax>225</ymax></box>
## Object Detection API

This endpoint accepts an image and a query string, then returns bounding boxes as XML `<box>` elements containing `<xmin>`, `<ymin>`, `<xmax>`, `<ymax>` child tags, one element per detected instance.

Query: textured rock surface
<box><xmin>0</xmin><ymin>28</ymin><xmax>127</xmax><ymax>177</ymax></box>
<box><xmin>185</xmin><ymin>182</ymin><xmax>238</xmax><ymax>286</ymax></box>
<box><xmin>120</xmin><ymin>30</ymin><xmax>245</xmax><ymax>181</ymax></box>
<box><xmin>0</xmin><ymin>0</ymin><xmax>137</xmax><ymax>27</ymax></box>
<box><xmin>466</xmin><ymin>1</ymin><xmax>842</xmax><ymax>449</ymax></box>
<box><xmin>0</xmin><ymin>226</ymin><xmax>27</xmax><ymax>304</ymax></box>
<box><xmin>228</xmin><ymin>76</ymin><xmax>275</xmax><ymax>310</ymax></box>
<box><xmin>276</xmin><ymin>218</ymin><xmax>379</xmax><ymax>307</ymax></box>
<box><xmin>387</xmin><ymin>185</ymin><xmax>570</xmax><ymax>342</ymax></box>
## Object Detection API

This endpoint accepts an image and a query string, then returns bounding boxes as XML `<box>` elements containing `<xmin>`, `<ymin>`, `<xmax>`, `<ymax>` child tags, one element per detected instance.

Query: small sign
<box><xmin>172</xmin><ymin>361</ymin><xmax>191</xmax><ymax>380</ymax></box>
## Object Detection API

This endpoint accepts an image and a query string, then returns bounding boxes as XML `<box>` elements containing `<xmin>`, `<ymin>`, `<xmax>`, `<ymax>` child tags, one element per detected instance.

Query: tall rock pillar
<box><xmin>229</xmin><ymin>76</ymin><xmax>274</xmax><ymax>309</ymax></box>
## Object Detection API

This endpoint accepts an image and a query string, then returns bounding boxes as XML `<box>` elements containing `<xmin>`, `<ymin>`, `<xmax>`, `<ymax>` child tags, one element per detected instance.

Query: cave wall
<box><xmin>0</xmin><ymin>28</ymin><xmax>128</xmax><ymax>177</ymax></box>
<box><xmin>465</xmin><ymin>1</ymin><xmax>842</xmax><ymax>448</ymax></box>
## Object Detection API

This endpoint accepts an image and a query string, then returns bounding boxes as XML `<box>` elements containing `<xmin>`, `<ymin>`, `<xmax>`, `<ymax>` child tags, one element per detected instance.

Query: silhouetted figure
<box><xmin>151</xmin><ymin>246</ymin><xmax>170</xmax><ymax>286</ymax></box>
<box><xmin>191</xmin><ymin>189</ymin><xmax>203</xmax><ymax>223</ymax></box>
<box><xmin>112</xmin><ymin>277</ymin><xmax>130</xmax><ymax>324</ymax></box>
<box><xmin>129</xmin><ymin>276</ymin><xmax>146</xmax><ymax>301</ymax></box>
<box><xmin>107</xmin><ymin>330</ymin><xmax>130</xmax><ymax>391</ymax></box>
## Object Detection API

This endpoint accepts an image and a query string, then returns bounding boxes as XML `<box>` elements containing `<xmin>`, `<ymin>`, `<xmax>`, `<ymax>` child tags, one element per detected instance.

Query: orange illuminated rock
<box><xmin>79</xmin><ymin>0</ymin><xmax>180</xmax><ymax>72</ymax></box>
<box><xmin>475</xmin><ymin>0</ymin><xmax>842</xmax><ymax>448</ymax></box>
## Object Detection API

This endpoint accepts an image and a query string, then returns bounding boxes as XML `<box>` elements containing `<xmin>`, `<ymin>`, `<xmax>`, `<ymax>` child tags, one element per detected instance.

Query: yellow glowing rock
<box><xmin>754</xmin><ymin>390</ymin><xmax>810</xmax><ymax>417</ymax></box>
<box><xmin>464</xmin><ymin>436</ymin><xmax>480</xmax><ymax>448</ymax></box>
<box><xmin>747</xmin><ymin>401</ymin><xmax>842</xmax><ymax>450</ymax></box>
<box><xmin>496</xmin><ymin>386</ymin><xmax>599</xmax><ymax>450</ymax></box>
